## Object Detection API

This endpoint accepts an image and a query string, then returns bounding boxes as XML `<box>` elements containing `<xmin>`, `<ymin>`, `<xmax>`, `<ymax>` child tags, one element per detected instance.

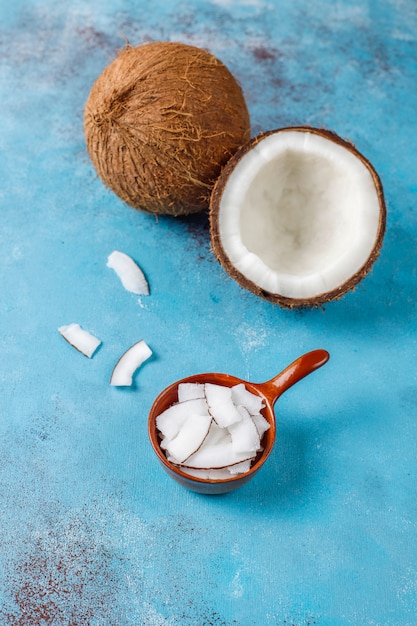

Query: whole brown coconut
<box><xmin>84</xmin><ymin>41</ymin><xmax>250</xmax><ymax>216</ymax></box>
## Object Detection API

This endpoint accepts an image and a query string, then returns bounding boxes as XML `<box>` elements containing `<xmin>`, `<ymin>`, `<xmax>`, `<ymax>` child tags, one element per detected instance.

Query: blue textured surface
<box><xmin>1</xmin><ymin>1</ymin><xmax>417</xmax><ymax>624</ymax></box>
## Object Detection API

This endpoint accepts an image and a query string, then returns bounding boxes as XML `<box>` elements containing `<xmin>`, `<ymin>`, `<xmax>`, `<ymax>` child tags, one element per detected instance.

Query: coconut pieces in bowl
<box><xmin>156</xmin><ymin>382</ymin><xmax>270</xmax><ymax>480</ymax></box>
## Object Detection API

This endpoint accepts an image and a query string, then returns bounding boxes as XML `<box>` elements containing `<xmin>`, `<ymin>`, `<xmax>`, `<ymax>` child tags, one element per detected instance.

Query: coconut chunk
<box><xmin>229</xmin><ymin>406</ymin><xmax>261</xmax><ymax>453</ymax></box>
<box><xmin>180</xmin><ymin>467</ymin><xmax>233</xmax><ymax>480</ymax></box>
<box><xmin>203</xmin><ymin>421</ymin><xmax>231</xmax><ymax>447</ymax></box>
<box><xmin>231</xmin><ymin>383</ymin><xmax>265</xmax><ymax>414</ymax></box>
<box><xmin>180</xmin><ymin>441</ymin><xmax>256</xmax><ymax>470</ymax></box>
<box><xmin>178</xmin><ymin>382</ymin><xmax>205</xmax><ymax>402</ymax></box>
<box><xmin>165</xmin><ymin>414</ymin><xmax>212</xmax><ymax>464</ymax></box>
<box><xmin>58</xmin><ymin>323</ymin><xmax>101</xmax><ymax>358</ymax></box>
<box><xmin>107</xmin><ymin>250</ymin><xmax>149</xmax><ymax>295</ymax></box>
<box><xmin>156</xmin><ymin>398</ymin><xmax>210</xmax><ymax>441</ymax></box>
<box><xmin>110</xmin><ymin>340</ymin><xmax>152</xmax><ymax>386</ymax></box>
<box><xmin>204</xmin><ymin>383</ymin><xmax>242</xmax><ymax>427</ymax></box>
<box><xmin>180</xmin><ymin>467</ymin><xmax>211</xmax><ymax>479</ymax></box>
<box><xmin>251</xmin><ymin>412</ymin><xmax>271</xmax><ymax>439</ymax></box>
<box><xmin>228</xmin><ymin>459</ymin><xmax>252</xmax><ymax>475</ymax></box>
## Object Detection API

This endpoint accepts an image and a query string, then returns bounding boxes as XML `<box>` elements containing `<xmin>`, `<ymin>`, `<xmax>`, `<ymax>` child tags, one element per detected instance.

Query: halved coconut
<box><xmin>210</xmin><ymin>127</ymin><xmax>386</xmax><ymax>308</ymax></box>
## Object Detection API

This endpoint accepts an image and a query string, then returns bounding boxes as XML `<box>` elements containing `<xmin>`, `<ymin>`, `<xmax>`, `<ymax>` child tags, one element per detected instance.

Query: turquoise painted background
<box><xmin>1</xmin><ymin>1</ymin><xmax>416</xmax><ymax>624</ymax></box>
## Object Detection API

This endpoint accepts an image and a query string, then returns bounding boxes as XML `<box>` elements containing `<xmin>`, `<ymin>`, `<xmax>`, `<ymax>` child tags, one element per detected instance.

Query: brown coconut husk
<box><xmin>84</xmin><ymin>41</ymin><xmax>250</xmax><ymax>216</ymax></box>
<box><xmin>210</xmin><ymin>127</ymin><xmax>387</xmax><ymax>308</ymax></box>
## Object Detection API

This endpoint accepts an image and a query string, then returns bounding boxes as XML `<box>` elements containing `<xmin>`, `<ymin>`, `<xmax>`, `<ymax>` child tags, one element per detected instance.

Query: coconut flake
<box><xmin>157</xmin><ymin>398</ymin><xmax>210</xmax><ymax>441</ymax></box>
<box><xmin>180</xmin><ymin>467</ymin><xmax>233</xmax><ymax>480</ymax></box>
<box><xmin>107</xmin><ymin>250</ymin><xmax>149</xmax><ymax>295</ymax></box>
<box><xmin>110</xmin><ymin>340</ymin><xmax>152</xmax><ymax>386</ymax></box>
<box><xmin>179</xmin><ymin>441</ymin><xmax>256</xmax><ymax>470</ymax></box>
<box><xmin>229</xmin><ymin>406</ymin><xmax>261</xmax><ymax>453</ymax></box>
<box><xmin>178</xmin><ymin>382</ymin><xmax>205</xmax><ymax>402</ymax></box>
<box><xmin>231</xmin><ymin>383</ymin><xmax>265</xmax><ymax>414</ymax></box>
<box><xmin>164</xmin><ymin>414</ymin><xmax>212</xmax><ymax>463</ymax></box>
<box><xmin>58</xmin><ymin>323</ymin><xmax>101</xmax><ymax>358</ymax></box>
<box><xmin>203</xmin><ymin>421</ymin><xmax>231</xmax><ymax>447</ymax></box>
<box><xmin>228</xmin><ymin>459</ymin><xmax>252</xmax><ymax>475</ymax></box>
<box><xmin>204</xmin><ymin>383</ymin><xmax>242</xmax><ymax>428</ymax></box>
<box><xmin>251</xmin><ymin>412</ymin><xmax>271</xmax><ymax>439</ymax></box>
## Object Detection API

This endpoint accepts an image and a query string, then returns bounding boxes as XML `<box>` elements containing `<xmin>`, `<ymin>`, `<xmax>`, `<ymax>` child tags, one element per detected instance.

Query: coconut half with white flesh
<box><xmin>210</xmin><ymin>127</ymin><xmax>386</xmax><ymax>308</ymax></box>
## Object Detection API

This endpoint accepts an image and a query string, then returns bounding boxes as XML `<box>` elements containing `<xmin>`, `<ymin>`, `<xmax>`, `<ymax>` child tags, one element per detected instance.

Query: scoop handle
<box><xmin>260</xmin><ymin>349</ymin><xmax>329</xmax><ymax>406</ymax></box>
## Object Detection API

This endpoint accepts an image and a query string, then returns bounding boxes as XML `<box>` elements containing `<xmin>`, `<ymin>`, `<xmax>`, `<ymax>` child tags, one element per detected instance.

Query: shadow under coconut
<box><xmin>168</xmin><ymin>210</ymin><xmax>211</xmax><ymax>241</ymax></box>
<box><xmin>298</xmin><ymin>223</ymin><xmax>417</xmax><ymax>334</ymax></box>
<box><xmin>144</xmin><ymin>202</ymin><xmax>415</xmax><ymax>334</ymax></box>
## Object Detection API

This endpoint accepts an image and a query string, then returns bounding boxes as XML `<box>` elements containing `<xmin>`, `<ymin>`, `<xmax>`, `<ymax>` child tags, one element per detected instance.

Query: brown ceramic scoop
<box><xmin>148</xmin><ymin>349</ymin><xmax>329</xmax><ymax>495</ymax></box>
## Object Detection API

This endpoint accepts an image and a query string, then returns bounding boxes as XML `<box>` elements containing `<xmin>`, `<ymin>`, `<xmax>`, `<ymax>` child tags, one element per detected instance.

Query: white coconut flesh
<box><xmin>156</xmin><ymin>382</ymin><xmax>270</xmax><ymax>479</ymax></box>
<box><xmin>107</xmin><ymin>250</ymin><xmax>149</xmax><ymax>295</ymax></box>
<box><xmin>214</xmin><ymin>129</ymin><xmax>384</xmax><ymax>302</ymax></box>
<box><xmin>110</xmin><ymin>339</ymin><xmax>152</xmax><ymax>386</ymax></box>
<box><xmin>58</xmin><ymin>323</ymin><xmax>101</xmax><ymax>358</ymax></box>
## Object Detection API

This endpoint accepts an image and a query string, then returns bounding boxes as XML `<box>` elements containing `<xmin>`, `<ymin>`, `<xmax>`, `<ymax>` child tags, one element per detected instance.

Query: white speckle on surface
<box><xmin>209</xmin><ymin>0</ymin><xmax>270</xmax><ymax>7</ymax></box>
<box><xmin>234</xmin><ymin>322</ymin><xmax>267</xmax><ymax>353</ymax></box>
<box><xmin>140</xmin><ymin>603</ymin><xmax>177</xmax><ymax>626</ymax></box>
<box><xmin>137</xmin><ymin>297</ymin><xmax>148</xmax><ymax>309</ymax></box>
<box><xmin>12</xmin><ymin>245</ymin><xmax>23</xmax><ymax>260</ymax></box>
<box><xmin>231</xmin><ymin>571</ymin><xmax>244</xmax><ymax>598</ymax></box>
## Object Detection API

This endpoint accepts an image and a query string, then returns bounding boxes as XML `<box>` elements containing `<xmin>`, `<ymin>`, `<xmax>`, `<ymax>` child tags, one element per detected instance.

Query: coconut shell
<box><xmin>84</xmin><ymin>41</ymin><xmax>250</xmax><ymax>216</ymax></box>
<box><xmin>210</xmin><ymin>126</ymin><xmax>387</xmax><ymax>308</ymax></box>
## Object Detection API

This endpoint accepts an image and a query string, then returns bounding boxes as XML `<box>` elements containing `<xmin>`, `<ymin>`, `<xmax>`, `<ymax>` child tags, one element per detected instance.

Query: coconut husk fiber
<box><xmin>84</xmin><ymin>41</ymin><xmax>251</xmax><ymax>216</ymax></box>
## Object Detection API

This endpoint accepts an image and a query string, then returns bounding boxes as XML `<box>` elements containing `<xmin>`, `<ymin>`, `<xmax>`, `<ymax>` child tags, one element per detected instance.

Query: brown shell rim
<box><xmin>209</xmin><ymin>126</ymin><xmax>387</xmax><ymax>309</ymax></box>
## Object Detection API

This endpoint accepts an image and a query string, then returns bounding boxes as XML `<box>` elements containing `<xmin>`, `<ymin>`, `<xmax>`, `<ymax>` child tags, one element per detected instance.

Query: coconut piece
<box><xmin>229</xmin><ymin>406</ymin><xmax>261</xmax><ymax>453</ymax></box>
<box><xmin>84</xmin><ymin>41</ymin><xmax>250</xmax><ymax>216</ymax></box>
<box><xmin>107</xmin><ymin>250</ymin><xmax>149</xmax><ymax>295</ymax></box>
<box><xmin>156</xmin><ymin>398</ymin><xmax>210</xmax><ymax>441</ymax></box>
<box><xmin>180</xmin><ymin>441</ymin><xmax>256</xmax><ymax>470</ymax></box>
<box><xmin>203</xmin><ymin>421</ymin><xmax>231</xmax><ymax>447</ymax></box>
<box><xmin>210</xmin><ymin>126</ymin><xmax>386</xmax><ymax>308</ymax></box>
<box><xmin>251</xmin><ymin>413</ymin><xmax>271</xmax><ymax>439</ymax></box>
<box><xmin>58</xmin><ymin>323</ymin><xmax>101</xmax><ymax>358</ymax></box>
<box><xmin>231</xmin><ymin>383</ymin><xmax>265</xmax><ymax>414</ymax></box>
<box><xmin>228</xmin><ymin>459</ymin><xmax>252</xmax><ymax>475</ymax></box>
<box><xmin>178</xmin><ymin>382</ymin><xmax>205</xmax><ymax>402</ymax></box>
<box><xmin>110</xmin><ymin>340</ymin><xmax>152</xmax><ymax>386</ymax></box>
<box><xmin>164</xmin><ymin>414</ymin><xmax>212</xmax><ymax>463</ymax></box>
<box><xmin>179</xmin><ymin>467</ymin><xmax>211</xmax><ymax>479</ymax></box>
<box><xmin>180</xmin><ymin>467</ymin><xmax>233</xmax><ymax>480</ymax></box>
<box><xmin>204</xmin><ymin>383</ymin><xmax>243</xmax><ymax>428</ymax></box>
